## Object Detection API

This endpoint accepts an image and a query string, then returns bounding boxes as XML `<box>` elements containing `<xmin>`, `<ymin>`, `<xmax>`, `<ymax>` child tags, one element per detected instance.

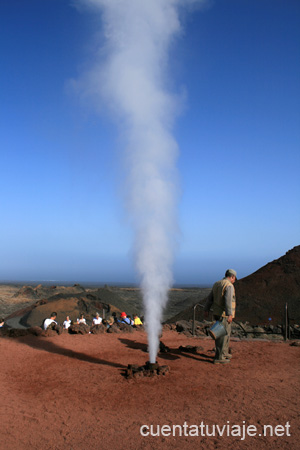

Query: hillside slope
<box><xmin>167</xmin><ymin>246</ymin><xmax>300</xmax><ymax>325</ymax></box>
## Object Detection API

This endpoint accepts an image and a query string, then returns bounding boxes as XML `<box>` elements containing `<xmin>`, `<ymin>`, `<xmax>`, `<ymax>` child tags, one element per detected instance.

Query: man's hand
<box><xmin>227</xmin><ymin>315</ymin><xmax>233</xmax><ymax>324</ymax></box>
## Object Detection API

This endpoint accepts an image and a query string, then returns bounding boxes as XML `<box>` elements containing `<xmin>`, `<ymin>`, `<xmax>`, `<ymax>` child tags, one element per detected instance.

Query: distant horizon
<box><xmin>0</xmin><ymin>244</ymin><xmax>297</xmax><ymax>288</ymax></box>
<box><xmin>0</xmin><ymin>279</ymin><xmax>211</xmax><ymax>289</ymax></box>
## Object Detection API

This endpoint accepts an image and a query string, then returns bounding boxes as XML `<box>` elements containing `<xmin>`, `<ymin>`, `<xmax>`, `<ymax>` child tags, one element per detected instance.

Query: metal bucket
<box><xmin>209</xmin><ymin>321</ymin><xmax>227</xmax><ymax>340</ymax></box>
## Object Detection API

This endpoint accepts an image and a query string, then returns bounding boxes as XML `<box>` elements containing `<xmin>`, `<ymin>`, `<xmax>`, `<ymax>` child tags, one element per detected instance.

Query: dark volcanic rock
<box><xmin>118</xmin><ymin>323</ymin><xmax>134</xmax><ymax>333</ymax></box>
<box><xmin>125</xmin><ymin>362</ymin><xmax>170</xmax><ymax>379</ymax></box>
<box><xmin>42</xmin><ymin>329</ymin><xmax>58</xmax><ymax>337</ymax></box>
<box><xmin>13</xmin><ymin>284</ymin><xmax>86</xmax><ymax>300</ymax></box>
<box><xmin>175</xmin><ymin>320</ymin><xmax>191</xmax><ymax>333</ymax></box>
<box><xmin>162</xmin><ymin>323</ymin><xmax>176</xmax><ymax>331</ymax></box>
<box><xmin>107</xmin><ymin>323</ymin><xmax>121</xmax><ymax>333</ymax></box>
<box><xmin>28</xmin><ymin>326</ymin><xmax>43</xmax><ymax>336</ymax></box>
<box><xmin>68</xmin><ymin>323</ymin><xmax>90</xmax><ymax>335</ymax></box>
<box><xmin>13</xmin><ymin>286</ymin><xmax>40</xmax><ymax>300</ymax></box>
<box><xmin>90</xmin><ymin>324</ymin><xmax>106</xmax><ymax>334</ymax></box>
<box><xmin>0</xmin><ymin>328</ymin><xmax>30</xmax><ymax>337</ymax></box>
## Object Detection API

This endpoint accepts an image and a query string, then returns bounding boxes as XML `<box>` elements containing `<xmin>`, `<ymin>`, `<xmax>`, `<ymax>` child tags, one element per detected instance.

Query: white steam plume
<box><xmin>75</xmin><ymin>0</ymin><xmax>204</xmax><ymax>363</ymax></box>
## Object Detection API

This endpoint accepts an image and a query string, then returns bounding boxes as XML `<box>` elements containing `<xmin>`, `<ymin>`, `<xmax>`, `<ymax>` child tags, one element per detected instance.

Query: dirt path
<box><xmin>0</xmin><ymin>330</ymin><xmax>299</xmax><ymax>450</ymax></box>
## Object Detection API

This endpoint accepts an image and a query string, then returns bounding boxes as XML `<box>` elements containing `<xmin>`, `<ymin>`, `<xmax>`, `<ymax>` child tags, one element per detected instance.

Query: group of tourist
<box><xmin>42</xmin><ymin>311</ymin><xmax>143</xmax><ymax>331</ymax></box>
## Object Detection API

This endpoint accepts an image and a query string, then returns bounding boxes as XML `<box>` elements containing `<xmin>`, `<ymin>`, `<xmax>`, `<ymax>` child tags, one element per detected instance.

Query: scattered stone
<box><xmin>45</xmin><ymin>322</ymin><xmax>63</xmax><ymax>335</ymax></box>
<box><xmin>253</xmin><ymin>326</ymin><xmax>265</xmax><ymax>334</ymax></box>
<box><xmin>253</xmin><ymin>333</ymin><xmax>269</xmax><ymax>340</ymax></box>
<box><xmin>176</xmin><ymin>320</ymin><xmax>192</xmax><ymax>333</ymax></box>
<box><xmin>182</xmin><ymin>330</ymin><xmax>192</xmax><ymax>337</ymax></box>
<box><xmin>28</xmin><ymin>326</ymin><xmax>43</xmax><ymax>336</ymax></box>
<box><xmin>90</xmin><ymin>324</ymin><xmax>106</xmax><ymax>334</ymax></box>
<box><xmin>68</xmin><ymin>323</ymin><xmax>90</xmax><ymax>334</ymax></box>
<box><xmin>107</xmin><ymin>323</ymin><xmax>121</xmax><ymax>333</ymax></box>
<box><xmin>291</xmin><ymin>325</ymin><xmax>300</xmax><ymax>338</ymax></box>
<box><xmin>267</xmin><ymin>334</ymin><xmax>284</xmax><ymax>341</ymax></box>
<box><xmin>118</xmin><ymin>323</ymin><xmax>134</xmax><ymax>333</ymax></box>
<box><xmin>195</xmin><ymin>329</ymin><xmax>206</xmax><ymax>337</ymax></box>
<box><xmin>2</xmin><ymin>328</ymin><xmax>30</xmax><ymax>337</ymax></box>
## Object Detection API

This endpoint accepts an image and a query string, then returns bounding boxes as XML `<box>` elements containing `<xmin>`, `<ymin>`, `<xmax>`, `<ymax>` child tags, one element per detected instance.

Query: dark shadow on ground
<box><xmin>174</xmin><ymin>349</ymin><xmax>214</xmax><ymax>364</ymax></box>
<box><xmin>156</xmin><ymin>350</ymin><xmax>181</xmax><ymax>361</ymax></box>
<box><xmin>158</xmin><ymin>347</ymin><xmax>213</xmax><ymax>363</ymax></box>
<box><xmin>118</xmin><ymin>337</ymin><xmax>181</xmax><ymax>360</ymax></box>
<box><xmin>118</xmin><ymin>338</ymin><xmax>148</xmax><ymax>352</ymax></box>
<box><xmin>118</xmin><ymin>337</ymin><xmax>216</xmax><ymax>362</ymax></box>
<box><xmin>15</xmin><ymin>335</ymin><xmax>126</xmax><ymax>368</ymax></box>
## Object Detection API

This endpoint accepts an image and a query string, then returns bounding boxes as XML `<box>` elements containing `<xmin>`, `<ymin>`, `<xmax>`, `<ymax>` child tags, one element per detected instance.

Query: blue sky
<box><xmin>0</xmin><ymin>0</ymin><xmax>299</xmax><ymax>285</ymax></box>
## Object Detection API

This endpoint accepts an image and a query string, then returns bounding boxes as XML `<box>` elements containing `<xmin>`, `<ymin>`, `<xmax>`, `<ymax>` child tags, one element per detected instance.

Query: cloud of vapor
<box><xmin>74</xmin><ymin>0</ymin><xmax>205</xmax><ymax>363</ymax></box>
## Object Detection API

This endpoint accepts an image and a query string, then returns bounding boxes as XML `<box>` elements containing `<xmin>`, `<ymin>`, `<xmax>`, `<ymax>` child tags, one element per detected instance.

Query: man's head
<box><xmin>225</xmin><ymin>269</ymin><xmax>237</xmax><ymax>283</ymax></box>
<box><xmin>50</xmin><ymin>312</ymin><xmax>57</xmax><ymax>319</ymax></box>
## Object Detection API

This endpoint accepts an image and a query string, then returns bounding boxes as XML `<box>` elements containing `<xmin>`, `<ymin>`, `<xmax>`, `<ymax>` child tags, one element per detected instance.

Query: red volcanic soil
<box><xmin>1</xmin><ymin>330</ymin><xmax>299</xmax><ymax>450</ymax></box>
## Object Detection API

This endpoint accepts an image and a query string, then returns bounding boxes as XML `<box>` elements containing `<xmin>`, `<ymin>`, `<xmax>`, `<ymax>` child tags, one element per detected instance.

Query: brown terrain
<box><xmin>0</xmin><ymin>246</ymin><xmax>299</xmax><ymax>449</ymax></box>
<box><xmin>0</xmin><ymin>330</ymin><xmax>299</xmax><ymax>450</ymax></box>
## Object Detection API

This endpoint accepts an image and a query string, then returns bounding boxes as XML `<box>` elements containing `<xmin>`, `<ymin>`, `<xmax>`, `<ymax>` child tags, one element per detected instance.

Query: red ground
<box><xmin>1</xmin><ymin>330</ymin><xmax>299</xmax><ymax>450</ymax></box>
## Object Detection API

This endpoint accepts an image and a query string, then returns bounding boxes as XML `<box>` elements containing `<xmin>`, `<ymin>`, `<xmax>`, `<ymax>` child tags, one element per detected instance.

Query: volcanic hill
<box><xmin>235</xmin><ymin>245</ymin><xmax>300</xmax><ymax>324</ymax></box>
<box><xmin>167</xmin><ymin>246</ymin><xmax>300</xmax><ymax>326</ymax></box>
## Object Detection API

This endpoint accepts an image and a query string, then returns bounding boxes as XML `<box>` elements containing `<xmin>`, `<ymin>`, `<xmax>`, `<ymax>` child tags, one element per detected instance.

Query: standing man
<box><xmin>204</xmin><ymin>269</ymin><xmax>237</xmax><ymax>364</ymax></box>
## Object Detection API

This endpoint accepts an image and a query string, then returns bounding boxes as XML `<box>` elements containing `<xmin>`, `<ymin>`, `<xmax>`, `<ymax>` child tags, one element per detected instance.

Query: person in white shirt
<box><xmin>43</xmin><ymin>312</ymin><xmax>58</xmax><ymax>330</ymax></box>
<box><xmin>63</xmin><ymin>315</ymin><xmax>71</xmax><ymax>329</ymax></box>
<box><xmin>92</xmin><ymin>312</ymin><xmax>102</xmax><ymax>325</ymax></box>
<box><xmin>77</xmin><ymin>314</ymin><xmax>87</xmax><ymax>325</ymax></box>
